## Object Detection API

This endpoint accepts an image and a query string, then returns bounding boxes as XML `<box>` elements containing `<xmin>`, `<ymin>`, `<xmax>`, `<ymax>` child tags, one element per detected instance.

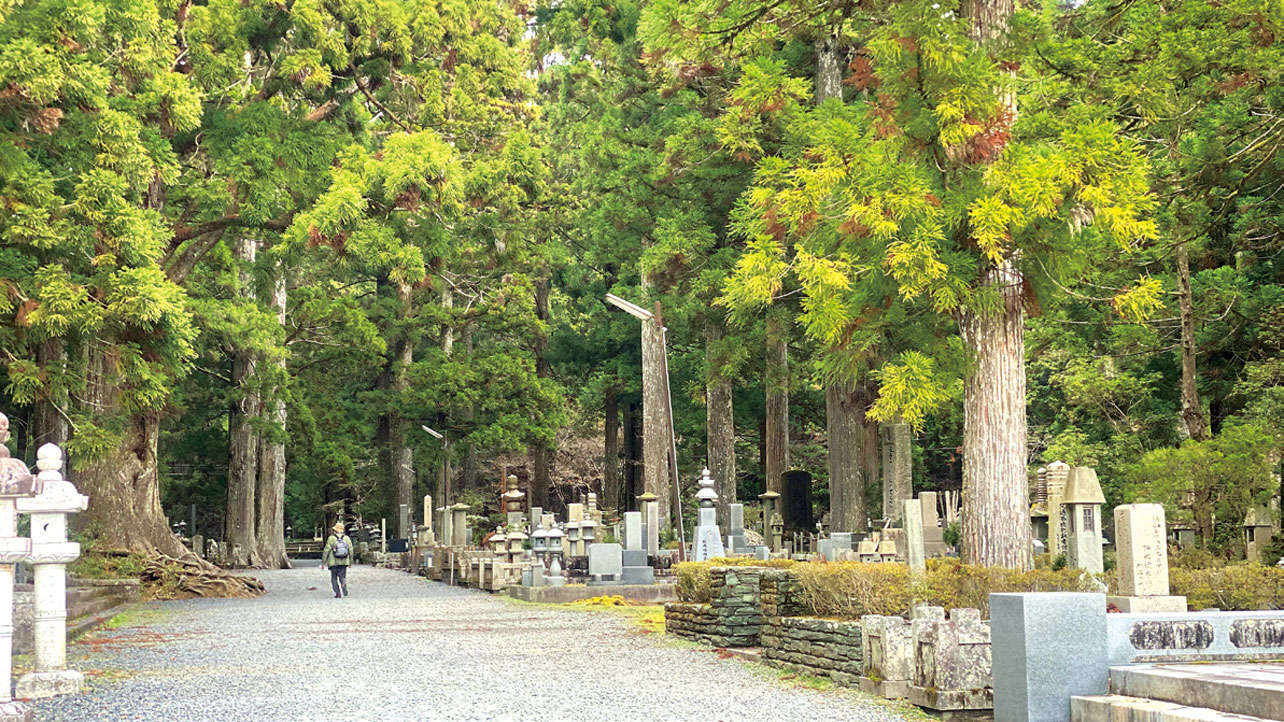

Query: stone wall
<box><xmin>665</xmin><ymin>566</ymin><xmax>766</xmax><ymax>647</ymax></box>
<box><xmin>760</xmin><ymin>617</ymin><xmax>863</xmax><ymax>685</ymax></box>
<box><xmin>14</xmin><ymin>578</ymin><xmax>141</xmax><ymax>654</ymax></box>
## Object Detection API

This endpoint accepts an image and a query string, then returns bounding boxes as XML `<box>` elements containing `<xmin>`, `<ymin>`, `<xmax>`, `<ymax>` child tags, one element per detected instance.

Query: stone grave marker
<box><xmin>904</xmin><ymin>498</ymin><xmax>926</xmax><ymax>574</ymax></box>
<box><xmin>623</xmin><ymin>511</ymin><xmax>642</xmax><ymax>550</ymax></box>
<box><xmin>587</xmin><ymin>543</ymin><xmax>622</xmax><ymax>585</ymax></box>
<box><xmin>1107</xmin><ymin>503</ymin><xmax>1185</xmax><ymax>612</ymax></box>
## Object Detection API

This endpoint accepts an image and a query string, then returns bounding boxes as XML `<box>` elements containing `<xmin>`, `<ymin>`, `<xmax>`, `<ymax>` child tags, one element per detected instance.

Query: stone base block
<box><xmin>1106</xmin><ymin>595</ymin><xmax>1187</xmax><ymax>613</ymax></box>
<box><xmin>620</xmin><ymin>566</ymin><xmax>654</xmax><ymax>585</ymax></box>
<box><xmin>908</xmin><ymin>685</ymin><xmax>993</xmax><ymax>713</ymax></box>
<box><xmin>15</xmin><ymin>669</ymin><xmax>83</xmax><ymax>699</ymax></box>
<box><xmin>859</xmin><ymin>677</ymin><xmax>909</xmax><ymax>699</ymax></box>
<box><xmin>621</xmin><ymin>549</ymin><xmax>647</xmax><ymax>567</ymax></box>
<box><xmin>0</xmin><ymin>701</ymin><xmax>31</xmax><ymax>721</ymax></box>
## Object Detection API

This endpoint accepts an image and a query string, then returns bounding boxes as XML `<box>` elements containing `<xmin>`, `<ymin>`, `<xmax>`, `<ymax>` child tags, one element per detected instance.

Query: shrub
<box><xmin>673</xmin><ymin>558</ymin><xmax>798</xmax><ymax>603</ymax></box>
<box><xmin>1171</xmin><ymin>563</ymin><xmax>1284</xmax><ymax>610</ymax></box>
<box><xmin>792</xmin><ymin>558</ymin><xmax>1100</xmax><ymax>618</ymax></box>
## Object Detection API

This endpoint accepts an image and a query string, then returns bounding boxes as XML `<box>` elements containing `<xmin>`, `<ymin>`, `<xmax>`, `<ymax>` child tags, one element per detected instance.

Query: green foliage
<box><xmin>1170</xmin><ymin>564</ymin><xmax>1284</xmax><ymax>611</ymax></box>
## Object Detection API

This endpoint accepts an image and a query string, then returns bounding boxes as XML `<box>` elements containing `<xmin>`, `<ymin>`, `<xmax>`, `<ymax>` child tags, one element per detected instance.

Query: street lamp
<box><xmin>421</xmin><ymin>425</ymin><xmax>449</xmax><ymax>510</ymax></box>
<box><xmin>604</xmin><ymin>293</ymin><xmax>686</xmax><ymax>561</ymax></box>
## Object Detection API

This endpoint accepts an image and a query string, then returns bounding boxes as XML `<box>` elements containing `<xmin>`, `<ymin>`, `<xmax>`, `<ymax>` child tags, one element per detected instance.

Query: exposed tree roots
<box><xmin>140</xmin><ymin>553</ymin><xmax>266</xmax><ymax>600</ymax></box>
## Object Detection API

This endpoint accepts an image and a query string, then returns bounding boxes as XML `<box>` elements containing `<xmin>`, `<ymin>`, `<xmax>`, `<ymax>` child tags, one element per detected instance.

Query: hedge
<box><xmin>676</xmin><ymin>558</ymin><xmax>1098</xmax><ymax>617</ymax></box>
<box><xmin>1170</xmin><ymin>563</ymin><xmax>1284</xmax><ymax>610</ymax></box>
<box><xmin>674</xmin><ymin>558</ymin><xmax>797</xmax><ymax>603</ymax></box>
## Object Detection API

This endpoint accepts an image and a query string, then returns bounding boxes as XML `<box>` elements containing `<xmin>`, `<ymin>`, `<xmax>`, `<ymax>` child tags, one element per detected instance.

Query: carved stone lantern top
<box><xmin>0</xmin><ymin>413</ymin><xmax>40</xmax><ymax>498</ymax></box>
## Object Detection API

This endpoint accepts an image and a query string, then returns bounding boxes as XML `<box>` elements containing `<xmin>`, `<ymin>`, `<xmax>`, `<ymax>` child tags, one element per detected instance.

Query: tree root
<box><xmin>141</xmin><ymin>553</ymin><xmax>266</xmax><ymax>600</ymax></box>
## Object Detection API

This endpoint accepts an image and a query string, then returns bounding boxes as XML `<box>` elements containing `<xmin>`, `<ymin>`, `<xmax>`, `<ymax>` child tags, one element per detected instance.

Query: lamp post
<box><xmin>605</xmin><ymin>293</ymin><xmax>685</xmax><ymax>561</ymax></box>
<box><xmin>421</xmin><ymin>424</ymin><xmax>448</xmax><ymax>511</ymax></box>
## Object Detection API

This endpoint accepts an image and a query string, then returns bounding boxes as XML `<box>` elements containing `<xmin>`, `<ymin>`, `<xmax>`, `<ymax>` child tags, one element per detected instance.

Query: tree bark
<box><xmin>815</xmin><ymin>32</ymin><xmax>843</xmax><ymax>105</ymax></box>
<box><xmin>956</xmin><ymin>0</ymin><xmax>1031</xmax><ymax>571</ymax></box>
<box><xmin>642</xmin><ymin>314</ymin><xmax>672</xmax><ymax>526</ymax></box>
<box><xmin>255</xmin><ymin>259</ymin><xmax>290</xmax><ymax>569</ymax></box>
<box><xmin>764</xmin><ymin>311</ymin><xmax>789</xmax><ymax>494</ymax></box>
<box><xmin>31</xmin><ymin>337</ymin><xmax>70</xmax><ymax>450</ymax></box>
<box><xmin>226</xmin><ymin>237</ymin><xmax>261</xmax><ymax>566</ymax></box>
<box><xmin>827</xmin><ymin>382</ymin><xmax>869</xmax><ymax>532</ymax></box>
<box><xmin>959</xmin><ymin>260</ymin><xmax>1032</xmax><ymax>569</ymax></box>
<box><xmin>1176</xmin><ymin>240</ymin><xmax>1207</xmax><ymax>441</ymax></box>
<box><xmin>78</xmin><ymin>348</ymin><xmax>188</xmax><ymax>558</ymax></box>
<box><xmin>623</xmin><ymin>400</ymin><xmax>640</xmax><ymax>512</ymax></box>
<box><xmin>530</xmin><ymin>277</ymin><xmax>553</xmax><ymax>511</ymax></box>
<box><xmin>604</xmin><ymin>385</ymin><xmax>620</xmax><ymax>513</ymax></box>
<box><xmin>861</xmin><ymin>410</ymin><xmax>879</xmax><ymax>528</ymax></box>
<box><xmin>705</xmin><ymin>323</ymin><xmax>736</xmax><ymax>529</ymax></box>
<box><xmin>376</xmin><ymin>278</ymin><xmax>414</xmax><ymax>538</ymax></box>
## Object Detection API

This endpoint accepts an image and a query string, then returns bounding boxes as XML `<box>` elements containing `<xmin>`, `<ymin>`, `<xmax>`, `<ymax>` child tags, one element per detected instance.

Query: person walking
<box><xmin>321</xmin><ymin>521</ymin><xmax>354</xmax><ymax>598</ymax></box>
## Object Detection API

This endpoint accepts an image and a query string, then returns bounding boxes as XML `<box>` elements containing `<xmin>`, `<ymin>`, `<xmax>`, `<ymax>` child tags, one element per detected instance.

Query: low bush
<box><xmin>793</xmin><ymin>558</ymin><xmax>1100</xmax><ymax>618</ymax></box>
<box><xmin>674</xmin><ymin>558</ymin><xmax>798</xmax><ymax>603</ymax></box>
<box><xmin>1171</xmin><ymin>563</ymin><xmax>1284</xmax><ymax>610</ymax></box>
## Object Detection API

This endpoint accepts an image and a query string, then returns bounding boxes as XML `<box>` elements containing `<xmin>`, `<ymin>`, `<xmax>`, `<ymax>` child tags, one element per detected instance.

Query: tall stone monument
<box><xmin>1044</xmin><ymin>461</ymin><xmax>1071</xmax><ymax>557</ymax></box>
<box><xmin>904</xmin><ymin>498</ymin><xmax>926</xmax><ymax>574</ymax></box>
<box><xmin>1106</xmin><ymin>504</ymin><xmax>1186</xmax><ymax>612</ymax></box>
<box><xmin>692</xmin><ymin>469</ymin><xmax>725</xmax><ymax>561</ymax></box>
<box><xmin>1063</xmin><ymin>467</ymin><xmax>1105</xmax><ymax>575</ymax></box>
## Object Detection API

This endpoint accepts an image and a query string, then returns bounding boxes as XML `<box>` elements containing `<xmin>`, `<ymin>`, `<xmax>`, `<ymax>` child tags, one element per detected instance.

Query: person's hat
<box><xmin>333</xmin><ymin>521</ymin><xmax>345</xmax><ymax>533</ymax></box>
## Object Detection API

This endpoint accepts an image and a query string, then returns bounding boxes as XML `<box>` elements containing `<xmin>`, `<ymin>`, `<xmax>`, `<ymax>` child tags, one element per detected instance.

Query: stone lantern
<box><xmin>530</xmin><ymin>523</ymin><xmax>549</xmax><ymax>561</ymax></box>
<box><xmin>693</xmin><ymin>469</ymin><xmax>725</xmax><ymax>561</ymax></box>
<box><xmin>546</xmin><ymin>524</ymin><xmax>565</xmax><ymax>567</ymax></box>
<box><xmin>487</xmin><ymin>527</ymin><xmax>507</xmax><ymax>555</ymax></box>
<box><xmin>1244</xmin><ymin>507</ymin><xmax>1274</xmax><ymax>563</ymax></box>
<box><xmin>506</xmin><ymin>528</ymin><xmax>527</xmax><ymax>564</ymax></box>
<box><xmin>1063</xmin><ymin>466</ymin><xmax>1106</xmax><ymax>574</ymax></box>
<box><xmin>0</xmin><ymin>414</ymin><xmax>41</xmax><ymax>721</ymax></box>
<box><xmin>502</xmin><ymin>475</ymin><xmax>526</xmax><ymax>529</ymax></box>
<box><xmin>759</xmin><ymin>491</ymin><xmax>782</xmax><ymax>551</ymax></box>
<box><xmin>16</xmin><ymin>444</ymin><xmax>87</xmax><ymax>698</ymax></box>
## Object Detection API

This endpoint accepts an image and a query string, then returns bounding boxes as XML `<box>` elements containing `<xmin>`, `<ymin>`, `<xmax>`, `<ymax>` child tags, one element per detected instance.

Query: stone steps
<box><xmin>1072</xmin><ymin>695</ymin><xmax>1273</xmax><ymax>721</ymax></box>
<box><xmin>1071</xmin><ymin>663</ymin><xmax>1284</xmax><ymax>722</ymax></box>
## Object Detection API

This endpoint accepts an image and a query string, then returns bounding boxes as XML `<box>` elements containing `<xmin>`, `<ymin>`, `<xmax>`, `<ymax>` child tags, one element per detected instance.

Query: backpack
<box><xmin>333</xmin><ymin>536</ymin><xmax>349</xmax><ymax>559</ymax></box>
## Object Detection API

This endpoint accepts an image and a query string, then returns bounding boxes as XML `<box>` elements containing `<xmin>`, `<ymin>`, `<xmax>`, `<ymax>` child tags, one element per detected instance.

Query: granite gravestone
<box><xmin>781</xmin><ymin>470</ymin><xmax>814</xmax><ymax>532</ymax></box>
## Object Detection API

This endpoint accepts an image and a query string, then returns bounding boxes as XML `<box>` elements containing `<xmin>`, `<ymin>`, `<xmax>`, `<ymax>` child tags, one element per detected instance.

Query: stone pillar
<box><xmin>1045</xmin><ymin>462</ymin><xmax>1070</xmax><ymax>557</ymax></box>
<box><xmin>1106</xmin><ymin>504</ymin><xmax>1185</xmax><ymax>612</ymax></box>
<box><xmin>16</xmin><ymin>444</ymin><xmax>88</xmax><ymax>698</ymax></box>
<box><xmin>0</xmin><ymin>414</ymin><xmax>39</xmax><ymax>722</ymax></box>
<box><xmin>449</xmin><ymin>503</ymin><xmax>469</xmax><ymax>547</ymax></box>
<box><xmin>904</xmin><ymin>498</ymin><xmax>925</xmax><ymax>574</ymax></box>
<box><xmin>890</xmin><ymin>421</ymin><xmax>912</xmax><ymax>524</ymax></box>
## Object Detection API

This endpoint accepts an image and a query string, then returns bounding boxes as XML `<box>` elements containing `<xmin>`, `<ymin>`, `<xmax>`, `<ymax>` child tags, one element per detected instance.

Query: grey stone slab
<box><xmin>621</xmin><ymin>549</ymin><xmax>647</xmax><ymax>567</ymax></box>
<box><xmin>588</xmin><ymin>543</ymin><xmax>623</xmax><ymax>577</ymax></box>
<box><xmin>620</xmin><ymin>566</ymin><xmax>655</xmax><ymax>585</ymax></box>
<box><xmin>990</xmin><ymin>592</ymin><xmax>1107</xmax><ymax>722</ymax></box>
<box><xmin>623</xmin><ymin>511</ymin><xmax>642</xmax><ymax>551</ymax></box>
<box><xmin>729</xmin><ymin>503</ymin><xmax>744</xmax><ymax>534</ymax></box>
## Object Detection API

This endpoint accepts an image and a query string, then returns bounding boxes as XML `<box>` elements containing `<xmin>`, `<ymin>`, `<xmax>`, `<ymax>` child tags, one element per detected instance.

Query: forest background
<box><xmin>0</xmin><ymin>0</ymin><xmax>1280</xmax><ymax>568</ymax></box>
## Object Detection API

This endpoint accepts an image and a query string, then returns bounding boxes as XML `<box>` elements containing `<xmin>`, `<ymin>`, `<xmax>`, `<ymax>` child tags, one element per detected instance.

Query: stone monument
<box><xmin>1244</xmin><ymin>506</ymin><xmax>1274</xmax><ymax>563</ymax></box>
<box><xmin>1063</xmin><ymin>467</ymin><xmax>1105</xmax><ymax>575</ymax></box>
<box><xmin>587</xmin><ymin>542</ymin><xmax>622</xmax><ymax>585</ymax></box>
<box><xmin>620</xmin><ymin>511</ymin><xmax>654</xmax><ymax>584</ymax></box>
<box><xmin>1106</xmin><ymin>504</ymin><xmax>1186</xmax><ymax>612</ymax></box>
<box><xmin>904</xmin><ymin>498</ymin><xmax>926</xmax><ymax>574</ymax></box>
<box><xmin>1045</xmin><ymin>461</ymin><xmax>1071</xmax><ymax>557</ymax></box>
<box><xmin>692</xmin><ymin>469</ymin><xmax>726</xmax><ymax>561</ymax></box>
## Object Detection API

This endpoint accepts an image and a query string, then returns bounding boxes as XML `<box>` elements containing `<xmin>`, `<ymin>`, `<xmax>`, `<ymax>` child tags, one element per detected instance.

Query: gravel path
<box><xmin>33</xmin><ymin>563</ymin><xmax>921</xmax><ymax>721</ymax></box>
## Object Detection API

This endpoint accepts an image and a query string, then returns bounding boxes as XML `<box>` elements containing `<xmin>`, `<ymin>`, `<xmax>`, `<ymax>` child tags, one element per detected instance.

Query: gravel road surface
<box><xmin>32</xmin><ymin>563</ymin><xmax>921</xmax><ymax>721</ymax></box>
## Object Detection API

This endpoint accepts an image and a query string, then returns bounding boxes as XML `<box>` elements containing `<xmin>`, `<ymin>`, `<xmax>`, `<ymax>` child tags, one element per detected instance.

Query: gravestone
<box><xmin>781</xmin><ymin>470</ymin><xmax>814</xmax><ymax>532</ymax></box>
<box><xmin>644</xmin><ymin>498</ymin><xmax>660</xmax><ymax>557</ymax></box>
<box><xmin>191</xmin><ymin>534</ymin><xmax>204</xmax><ymax>560</ymax></box>
<box><xmin>693</xmin><ymin>469</ymin><xmax>726</xmax><ymax>561</ymax></box>
<box><xmin>990</xmin><ymin>593</ymin><xmax>1108</xmax><ymax>722</ymax></box>
<box><xmin>919</xmin><ymin>492</ymin><xmax>946</xmax><ymax>556</ymax></box>
<box><xmin>904</xmin><ymin>498</ymin><xmax>926</xmax><ymax>574</ymax></box>
<box><xmin>587</xmin><ymin>543</ymin><xmax>623</xmax><ymax>584</ymax></box>
<box><xmin>1045</xmin><ymin>462</ymin><xmax>1071</xmax><ymax>557</ymax></box>
<box><xmin>726</xmin><ymin>503</ymin><xmax>748</xmax><ymax>553</ymax></box>
<box><xmin>1107</xmin><ymin>504</ymin><xmax>1185</xmax><ymax>612</ymax></box>
<box><xmin>623</xmin><ymin>511</ymin><xmax>642</xmax><ymax>551</ymax></box>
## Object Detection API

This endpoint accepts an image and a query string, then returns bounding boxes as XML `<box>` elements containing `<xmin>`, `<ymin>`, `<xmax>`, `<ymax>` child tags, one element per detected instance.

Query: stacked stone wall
<box><xmin>760</xmin><ymin>617</ymin><xmax>864</xmax><ymax>685</ymax></box>
<box><xmin>664</xmin><ymin>566</ymin><xmax>766</xmax><ymax>647</ymax></box>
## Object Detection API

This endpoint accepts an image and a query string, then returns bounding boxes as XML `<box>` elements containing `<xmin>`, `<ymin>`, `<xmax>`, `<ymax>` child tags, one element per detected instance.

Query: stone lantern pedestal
<box><xmin>0</xmin><ymin>415</ymin><xmax>40</xmax><ymax>721</ymax></box>
<box><xmin>16</xmin><ymin>445</ymin><xmax>87</xmax><ymax>699</ymax></box>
